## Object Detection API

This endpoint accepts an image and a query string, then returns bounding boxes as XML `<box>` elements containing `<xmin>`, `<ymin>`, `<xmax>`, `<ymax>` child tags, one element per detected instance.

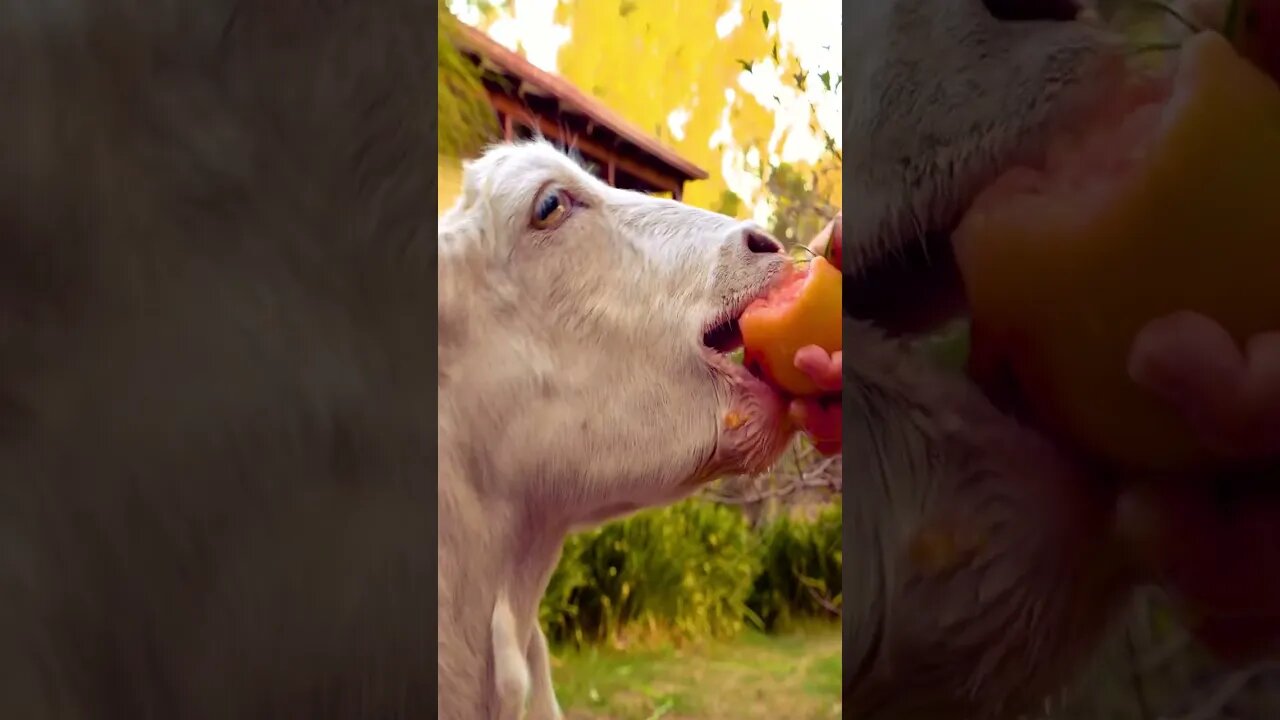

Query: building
<box><xmin>438</xmin><ymin>23</ymin><xmax>708</xmax><ymax>211</ymax></box>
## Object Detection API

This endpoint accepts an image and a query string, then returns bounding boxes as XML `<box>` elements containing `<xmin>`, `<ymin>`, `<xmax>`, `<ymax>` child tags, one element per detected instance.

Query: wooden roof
<box><xmin>452</xmin><ymin>23</ymin><xmax>709</xmax><ymax>186</ymax></box>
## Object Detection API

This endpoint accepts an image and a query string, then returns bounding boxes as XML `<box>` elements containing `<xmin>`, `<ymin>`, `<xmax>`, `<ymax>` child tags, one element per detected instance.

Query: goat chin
<box><xmin>840</xmin><ymin>317</ymin><xmax>1134</xmax><ymax>719</ymax></box>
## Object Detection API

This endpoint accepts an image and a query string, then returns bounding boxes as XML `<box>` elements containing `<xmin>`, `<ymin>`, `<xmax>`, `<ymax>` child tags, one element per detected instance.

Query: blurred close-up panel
<box><xmin>845</xmin><ymin>0</ymin><xmax>1280</xmax><ymax>718</ymax></box>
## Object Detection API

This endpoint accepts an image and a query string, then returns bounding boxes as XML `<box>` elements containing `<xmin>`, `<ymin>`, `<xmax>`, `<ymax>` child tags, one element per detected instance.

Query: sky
<box><xmin>448</xmin><ymin>0</ymin><xmax>842</xmax><ymax>222</ymax></box>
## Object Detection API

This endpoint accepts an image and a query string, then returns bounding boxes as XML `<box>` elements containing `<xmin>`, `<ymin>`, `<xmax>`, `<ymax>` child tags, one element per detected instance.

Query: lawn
<box><xmin>550</xmin><ymin>624</ymin><xmax>842</xmax><ymax>720</ymax></box>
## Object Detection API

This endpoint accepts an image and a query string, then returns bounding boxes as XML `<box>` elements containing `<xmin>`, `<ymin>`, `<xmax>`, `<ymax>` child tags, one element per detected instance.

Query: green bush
<box><xmin>747</xmin><ymin>503</ymin><xmax>843</xmax><ymax>632</ymax></box>
<box><xmin>540</xmin><ymin>500</ymin><xmax>760</xmax><ymax>647</ymax></box>
<box><xmin>539</xmin><ymin>498</ymin><xmax>842</xmax><ymax>647</ymax></box>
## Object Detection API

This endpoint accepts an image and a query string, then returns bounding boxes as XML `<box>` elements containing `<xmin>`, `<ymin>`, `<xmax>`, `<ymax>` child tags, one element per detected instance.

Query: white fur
<box><xmin>436</xmin><ymin>141</ymin><xmax>792</xmax><ymax>719</ymax></box>
<box><xmin>525</xmin><ymin>621</ymin><xmax>561</xmax><ymax>720</ymax></box>
<box><xmin>846</xmin><ymin>0</ymin><xmax>1125</xmax><ymax>271</ymax></box>
<box><xmin>491</xmin><ymin>591</ymin><xmax>530</xmax><ymax>720</ymax></box>
<box><xmin>487</xmin><ymin>590</ymin><xmax>559</xmax><ymax>720</ymax></box>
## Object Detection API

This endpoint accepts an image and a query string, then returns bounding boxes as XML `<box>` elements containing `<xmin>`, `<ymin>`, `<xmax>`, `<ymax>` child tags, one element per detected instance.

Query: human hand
<box><xmin>1122</xmin><ymin>310</ymin><xmax>1280</xmax><ymax>661</ymax></box>
<box><xmin>788</xmin><ymin>345</ymin><xmax>841</xmax><ymax>455</ymax></box>
<box><xmin>1128</xmin><ymin>310</ymin><xmax>1280</xmax><ymax>463</ymax></box>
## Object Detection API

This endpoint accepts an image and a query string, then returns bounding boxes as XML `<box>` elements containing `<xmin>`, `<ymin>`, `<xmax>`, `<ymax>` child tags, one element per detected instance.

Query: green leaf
<box><xmin>762</xmin><ymin>9</ymin><xmax>770</xmax><ymax>29</ymax></box>
<box><xmin>818</xmin><ymin>70</ymin><xmax>831</xmax><ymax>91</ymax></box>
<box><xmin>736</xmin><ymin>58</ymin><xmax>754</xmax><ymax>73</ymax></box>
<box><xmin>797</xmin><ymin>575</ymin><xmax>827</xmax><ymax>592</ymax></box>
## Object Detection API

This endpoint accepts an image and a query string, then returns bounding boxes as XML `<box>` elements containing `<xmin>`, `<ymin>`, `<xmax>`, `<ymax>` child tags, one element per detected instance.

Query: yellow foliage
<box><xmin>552</xmin><ymin>0</ymin><xmax>784</xmax><ymax>210</ymax></box>
<box><xmin>438</xmin><ymin>155</ymin><xmax>464</xmax><ymax>213</ymax></box>
<box><xmin>733</xmin><ymin>92</ymin><xmax>776</xmax><ymax>163</ymax></box>
<box><xmin>808</xmin><ymin>153</ymin><xmax>842</xmax><ymax>210</ymax></box>
<box><xmin>464</xmin><ymin>0</ymin><xmax>840</xmax><ymax>228</ymax></box>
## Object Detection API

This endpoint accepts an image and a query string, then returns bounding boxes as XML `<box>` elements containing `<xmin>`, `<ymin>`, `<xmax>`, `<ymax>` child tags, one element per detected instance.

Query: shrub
<box><xmin>747</xmin><ymin>502</ymin><xmax>843</xmax><ymax>632</ymax></box>
<box><xmin>540</xmin><ymin>498</ymin><xmax>842</xmax><ymax>647</ymax></box>
<box><xmin>540</xmin><ymin>499</ymin><xmax>760</xmax><ymax>647</ymax></box>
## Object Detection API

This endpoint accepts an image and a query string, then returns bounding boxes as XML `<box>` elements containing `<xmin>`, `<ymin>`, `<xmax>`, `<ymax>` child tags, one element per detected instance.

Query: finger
<box><xmin>1127</xmin><ymin>311</ymin><xmax>1244</xmax><ymax>407</ymax></box>
<box><xmin>788</xmin><ymin>398</ymin><xmax>806</xmax><ymax>428</ymax></box>
<box><xmin>1131</xmin><ymin>314</ymin><xmax>1280</xmax><ymax>459</ymax></box>
<box><xmin>790</xmin><ymin>398</ymin><xmax>841</xmax><ymax>445</ymax></box>
<box><xmin>1128</xmin><ymin>311</ymin><xmax>1255</xmax><ymax>450</ymax></box>
<box><xmin>1244</xmin><ymin>331</ymin><xmax>1280</xmax><ymax>423</ymax></box>
<box><xmin>794</xmin><ymin>345</ymin><xmax>842</xmax><ymax>392</ymax></box>
<box><xmin>1233</xmin><ymin>330</ymin><xmax>1280</xmax><ymax>458</ymax></box>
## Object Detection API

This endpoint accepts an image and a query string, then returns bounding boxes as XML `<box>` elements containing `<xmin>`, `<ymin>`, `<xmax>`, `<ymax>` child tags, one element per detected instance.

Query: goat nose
<box><xmin>743</xmin><ymin>227</ymin><xmax>783</xmax><ymax>255</ymax></box>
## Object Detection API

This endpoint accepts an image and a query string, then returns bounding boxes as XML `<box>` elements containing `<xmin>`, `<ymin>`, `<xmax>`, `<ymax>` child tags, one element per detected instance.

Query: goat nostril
<box><xmin>744</xmin><ymin>229</ymin><xmax>782</xmax><ymax>255</ymax></box>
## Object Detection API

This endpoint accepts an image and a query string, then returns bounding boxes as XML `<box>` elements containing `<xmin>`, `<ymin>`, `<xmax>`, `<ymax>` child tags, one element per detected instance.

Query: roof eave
<box><xmin>451</xmin><ymin>23</ymin><xmax>709</xmax><ymax>183</ymax></box>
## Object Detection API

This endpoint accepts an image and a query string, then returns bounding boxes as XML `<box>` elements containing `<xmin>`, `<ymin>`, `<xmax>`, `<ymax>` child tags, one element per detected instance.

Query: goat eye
<box><xmin>531</xmin><ymin>188</ymin><xmax>571</xmax><ymax>230</ymax></box>
<box><xmin>982</xmin><ymin>0</ymin><xmax>1080</xmax><ymax>21</ymax></box>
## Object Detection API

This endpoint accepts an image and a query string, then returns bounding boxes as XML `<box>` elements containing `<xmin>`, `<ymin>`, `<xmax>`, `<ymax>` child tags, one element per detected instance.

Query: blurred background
<box><xmin>438</xmin><ymin>1</ymin><xmax>842</xmax><ymax>718</ymax></box>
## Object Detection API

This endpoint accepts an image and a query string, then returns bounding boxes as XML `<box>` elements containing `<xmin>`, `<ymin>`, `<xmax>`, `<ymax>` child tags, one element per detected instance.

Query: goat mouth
<box><xmin>846</xmin><ymin>201</ymin><xmax>1048</xmax><ymax>429</ymax></box>
<box><xmin>847</xmin><ymin>68</ymin><xmax>1130</xmax><ymax>340</ymax></box>
<box><xmin>697</xmin><ymin>279</ymin><xmax>785</xmax><ymax>392</ymax></box>
<box><xmin>845</xmin><ymin>155</ymin><xmax>1056</xmax><ymax>424</ymax></box>
<box><xmin>845</xmin><ymin>127</ymin><xmax>1065</xmax><ymax>342</ymax></box>
<box><xmin>699</xmin><ymin>275</ymin><xmax>786</xmax><ymax>356</ymax></box>
<box><xmin>844</xmin><ymin>228</ymin><xmax>968</xmax><ymax>339</ymax></box>
<box><xmin>701</xmin><ymin>316</ymin><xmax>743</xmax><ymax>354</ymax></box>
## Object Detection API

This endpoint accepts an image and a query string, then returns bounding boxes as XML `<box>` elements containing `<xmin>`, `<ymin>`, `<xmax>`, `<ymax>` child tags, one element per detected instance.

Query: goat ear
<box><xmin>458</xmin><ymin>159</ymin><xmax>485</xmax><ymax>214</ymax></box>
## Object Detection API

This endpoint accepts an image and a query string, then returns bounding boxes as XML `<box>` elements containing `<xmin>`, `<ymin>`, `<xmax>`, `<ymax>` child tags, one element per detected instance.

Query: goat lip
<box><xmin>846</xmin><ymin>101</ymin><xmax>1087</xmax><ymax>339</ymax></box>
<box><xmin>845</xmin><ymin>228</ymin><xmax>969</xmax><ymax>338</ymax></box>
<box><xmin>699</xmin><ymin>272</ymin><xmax>786</xmax><ymax>354</ymax></box>
<box><xmin>701</xmin><ymin>317</ymin><xmax>743</xmax><ymax>353</ymax></box>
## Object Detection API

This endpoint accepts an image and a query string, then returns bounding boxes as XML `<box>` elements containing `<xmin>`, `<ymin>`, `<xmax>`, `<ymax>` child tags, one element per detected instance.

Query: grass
<box><xmin>550</xmin><ymin>623</ymin><xmax>842</xmax><ymax>720</ymax></box>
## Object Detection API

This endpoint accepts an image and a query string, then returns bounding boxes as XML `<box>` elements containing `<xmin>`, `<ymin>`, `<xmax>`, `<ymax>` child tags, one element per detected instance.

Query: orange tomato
<box><xmin>955</xmin><ymin>31</ymin><xmax>1280</xmax><ymax>473</ymax></box>
<box><xmin>740</xmin><ymin>255</ymin><xmax>842</xmax><ymax>396</ymax></box>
